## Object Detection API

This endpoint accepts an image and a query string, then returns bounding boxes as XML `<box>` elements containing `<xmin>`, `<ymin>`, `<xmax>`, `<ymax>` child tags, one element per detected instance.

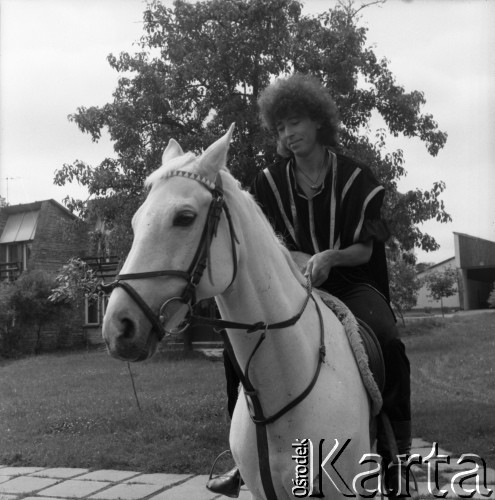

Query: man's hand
<box><xmin>297</xmin><ymin>241</ymin><xmax>374</xmax><ymax>287</ymax></box>
<box><xmin>304</xmin><ymin>250</ymin><xmax>338</xmax><ymax>287</ymax></box>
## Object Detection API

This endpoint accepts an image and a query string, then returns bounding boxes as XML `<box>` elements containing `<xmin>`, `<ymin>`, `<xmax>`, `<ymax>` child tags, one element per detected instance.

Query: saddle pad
<box><xmin>315</xmin><ymin>289</ymin><xmax>384</xmax><ymax>416</ymax></box>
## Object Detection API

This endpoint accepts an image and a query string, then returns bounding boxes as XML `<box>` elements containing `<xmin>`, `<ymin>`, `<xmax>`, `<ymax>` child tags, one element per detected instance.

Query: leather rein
<box><xmin>102</xmin><ymin>169</ymin><xmax>326</xmax><ymax>500</ymax></box>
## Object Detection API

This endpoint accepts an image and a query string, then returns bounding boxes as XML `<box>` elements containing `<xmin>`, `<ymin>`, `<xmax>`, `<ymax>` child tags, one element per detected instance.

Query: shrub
<box><xmin>488</xmin><ymin>284</ymin><xmax>495</xmax><ymax>308</ymax></box>
<box><xmin>0</xmin><ymin>271</ymin><xmax>69</xmax><ymax>357</ymax></box>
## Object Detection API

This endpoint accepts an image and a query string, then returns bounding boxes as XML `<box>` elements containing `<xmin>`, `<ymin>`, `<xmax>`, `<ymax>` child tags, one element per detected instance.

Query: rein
<box><xmin>103</xmin><ymin>169</ymin><xmax>327</xmax><ymax>500</ymax></box>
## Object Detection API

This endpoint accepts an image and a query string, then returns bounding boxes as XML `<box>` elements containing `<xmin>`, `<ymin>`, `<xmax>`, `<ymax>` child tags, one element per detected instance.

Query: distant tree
<box><xmin>388</xmin><ymin>257</ymin><xmax>422</xmax><ymax>326</ymax></box>
<box><xmin>423</xmin><ymin>267</ymin><xmax>458</xmax><ymax>318</ymax></box>
<box><xmin>54</xmin><ymin>0</ymin><xmax>450</xmax><ymax>260</ymax></box>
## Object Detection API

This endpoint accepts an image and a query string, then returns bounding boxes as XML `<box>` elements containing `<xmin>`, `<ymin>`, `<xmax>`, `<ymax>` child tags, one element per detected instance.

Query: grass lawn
<box><xmin>0</xmin><ymin>349</ymin><xmax>230</xmax><ymax>473</ymax></box>
<box><xmin>0</xmin><ymin>312</ymin><xmax>493</xmax><ymax>473</ymax></box>
<box><xmin>403</xmin><ymin>312</ymin><xmax>495</xmax><ymax>466</ymax></box>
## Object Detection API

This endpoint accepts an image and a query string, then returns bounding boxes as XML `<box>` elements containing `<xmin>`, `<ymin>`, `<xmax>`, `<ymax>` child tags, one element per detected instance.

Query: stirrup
<box><xmin>383</xmin><ymin>461</ymin><xmax>419</xmax><ymax>499</ymax></box>
<box><xmin>206</xmin><ymin>450</ymin><xmax>242</xmax><ymax>498</ymax></box>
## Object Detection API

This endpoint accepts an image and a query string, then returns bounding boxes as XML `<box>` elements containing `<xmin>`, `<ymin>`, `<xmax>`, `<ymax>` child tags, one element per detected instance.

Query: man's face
<box><xmin>276</xmin><ymin>115</ymin><xmax>320</xmax><ymax>157</ymax></box>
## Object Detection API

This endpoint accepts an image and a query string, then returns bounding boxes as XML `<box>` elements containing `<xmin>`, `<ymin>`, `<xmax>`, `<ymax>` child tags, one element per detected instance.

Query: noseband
<box><xmin>101</xmin><ymin>170</ymin><xmax>239</xmax><ymax>341</ymax></box>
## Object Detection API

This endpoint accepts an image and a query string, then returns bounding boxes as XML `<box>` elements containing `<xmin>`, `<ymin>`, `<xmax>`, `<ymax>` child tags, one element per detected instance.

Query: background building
<box><xmin>413</xmin><ymin>233</ymin><xmax>495</xmax><ymax>312</ymax></box>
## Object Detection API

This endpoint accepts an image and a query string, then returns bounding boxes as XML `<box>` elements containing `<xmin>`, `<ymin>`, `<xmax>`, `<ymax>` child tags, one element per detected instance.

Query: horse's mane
<box><xmin>219</xmin><ymin>168</ymin><xmax>306</xmax><ymax>285</ymax></box>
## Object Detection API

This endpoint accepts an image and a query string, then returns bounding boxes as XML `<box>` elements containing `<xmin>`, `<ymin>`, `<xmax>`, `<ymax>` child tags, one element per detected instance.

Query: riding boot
<box><xmin>206</xmin><ymin>466</ymin><xmax>243</xmax><ymax>498</ymax></box>
<box><xmin>378</xmin><ymin>418</ymin><xmax>418</xmax><ymax>499</ymax></box>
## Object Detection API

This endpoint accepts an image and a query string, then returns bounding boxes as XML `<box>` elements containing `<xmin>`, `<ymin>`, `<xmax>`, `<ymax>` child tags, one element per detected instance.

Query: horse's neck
<box><xmin>217</xmin><ymin>199</ymin><xmax>304</xmax><ymax>324</ymax></box>
<box><xmin>216</xmin><ymin>210</ymin><xmax>320</xmax><ymax>414</ymax></box>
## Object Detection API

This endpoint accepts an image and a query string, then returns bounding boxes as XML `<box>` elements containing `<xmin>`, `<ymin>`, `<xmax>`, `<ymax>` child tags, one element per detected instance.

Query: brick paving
<box><xmin>0</xmin><ymin>439</ymin><xmax>493</xmax><ymax>499</ymax></box>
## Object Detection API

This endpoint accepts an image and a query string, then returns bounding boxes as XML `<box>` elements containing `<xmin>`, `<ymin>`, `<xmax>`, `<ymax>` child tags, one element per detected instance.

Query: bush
<box><xmin>0</xmin><ymin>280</ymin><xmax>20</xmax><ymax>357</ymax></box>
<box><xmin>488</xmin><ymin>284</ymin><xmax>495</xmax><ymax>308</ymax></box>
<box><xmin>0</xmin><ymin>271</ymin><xmax>69</xmax><ymax>357</ymax></box>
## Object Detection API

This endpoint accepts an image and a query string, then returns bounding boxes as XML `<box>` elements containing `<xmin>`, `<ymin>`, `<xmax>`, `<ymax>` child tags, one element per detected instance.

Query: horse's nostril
<box><xmin>120</xmin><ymin>318</ymin><xmax>135</xmax><ymax>340</ymax></box>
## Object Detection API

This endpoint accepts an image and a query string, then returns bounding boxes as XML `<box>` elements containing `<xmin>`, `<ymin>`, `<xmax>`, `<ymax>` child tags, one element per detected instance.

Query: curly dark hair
<box><xmin>258</xmin><ymin>73</ymin><xmax>340</xmax><ymax>155</ymax></box>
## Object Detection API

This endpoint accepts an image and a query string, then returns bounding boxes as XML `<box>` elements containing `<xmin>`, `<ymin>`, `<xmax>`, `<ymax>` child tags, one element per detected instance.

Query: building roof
<box><xmin>453</xmin><ymin>232</ymin><xmax>495</xmax><ymax>245</ymax></box>
<box><xmin>2</xmin><ymin>199</ymin><xmax>78</xmax><ymax>220</ymax></box>
<box><xmin>0</xmin><ymin>199</ymin><xmax>80</xmax><ymax>244</ymax></box>
<box><xmin>417</xmin><ymin>256</ymin><xmax>455</xmax><ymax>276</ymax></box>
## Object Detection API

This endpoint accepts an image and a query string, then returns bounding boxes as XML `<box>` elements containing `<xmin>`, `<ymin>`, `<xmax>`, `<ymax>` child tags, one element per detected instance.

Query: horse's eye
<box><xmin>173</xmin><ymin>211</ymin><xmax>197</xmax><ymax>227</ymax></box>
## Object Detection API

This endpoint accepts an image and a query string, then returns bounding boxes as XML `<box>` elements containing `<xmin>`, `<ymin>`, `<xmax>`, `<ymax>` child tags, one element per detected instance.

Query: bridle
<box><xmin>101</xmin><ymin>169</ymin><xmax>239</xmax><ymax>342</ymax></box>
<box><xmin>102</xmin><ymin>168</ymin><xmax>327</xmax><ymax>500</ymax></box>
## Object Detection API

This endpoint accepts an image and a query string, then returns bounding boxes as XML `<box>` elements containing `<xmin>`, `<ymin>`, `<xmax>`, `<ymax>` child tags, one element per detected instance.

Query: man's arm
<box><xmin>303</xmin><ymin>241</ymin><xmax>373</xmax><ymax>286</ymax></box>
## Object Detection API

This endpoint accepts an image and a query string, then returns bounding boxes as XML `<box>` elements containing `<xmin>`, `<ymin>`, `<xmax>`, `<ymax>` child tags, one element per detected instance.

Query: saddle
<box><xmin>316</xmin><ymin>289</ymin><xmax>385</xmax><ymax>416</ymax></box>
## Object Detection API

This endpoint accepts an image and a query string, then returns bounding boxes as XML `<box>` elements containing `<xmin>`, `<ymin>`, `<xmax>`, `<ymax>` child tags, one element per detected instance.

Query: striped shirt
<box><xmin>251</xmin><ymin>151</ymin><xmax>391</xmax><ymax>300</ymax></box>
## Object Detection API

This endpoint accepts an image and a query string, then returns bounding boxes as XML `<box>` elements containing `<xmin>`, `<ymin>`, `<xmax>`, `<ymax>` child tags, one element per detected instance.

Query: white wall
<box><xmin>413</xmin><ymin>258</ymin><xmax>461</xmax><ymax>311</ymax></box>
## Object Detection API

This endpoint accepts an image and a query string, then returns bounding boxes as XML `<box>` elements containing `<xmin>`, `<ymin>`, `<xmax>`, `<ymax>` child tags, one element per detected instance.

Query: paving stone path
<box><xmin>0</xmin><ymin>439</ymin><xmax>493</xmax><ymax>499</ymax></box>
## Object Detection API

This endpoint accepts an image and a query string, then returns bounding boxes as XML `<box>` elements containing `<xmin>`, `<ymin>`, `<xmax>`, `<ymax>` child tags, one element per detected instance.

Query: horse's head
<box><xmin>102</xmin><ymin>124</ymin><xmax>237</xmax><ymax>361</ymax></box>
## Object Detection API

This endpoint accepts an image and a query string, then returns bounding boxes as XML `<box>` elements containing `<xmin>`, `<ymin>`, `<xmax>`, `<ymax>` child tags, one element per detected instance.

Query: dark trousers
<box><xmin>334</xmin><ymin>284</ymin><xmax>411</xmax><ymax>423</ymax></box>
<box><xmin>223</xmin><ymin>349</ymin><xmax>240</xmax><ymax>419</ymax></box>
<box><xmin>222</xmin><ymin>284</ymin><xmax>411</xmax><ymax>424</ymax></box>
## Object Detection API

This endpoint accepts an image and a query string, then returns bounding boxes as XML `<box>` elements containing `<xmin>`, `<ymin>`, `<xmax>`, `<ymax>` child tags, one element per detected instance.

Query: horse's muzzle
<box><xmin>103</xmin><ymin>310</ymin><xmax>159</xmax><ymax>362</ymax></box>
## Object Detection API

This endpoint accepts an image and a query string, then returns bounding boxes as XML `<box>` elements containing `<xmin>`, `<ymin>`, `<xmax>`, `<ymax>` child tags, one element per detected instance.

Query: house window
<box><xmin>0</xmin><ymin>242</ymin><xmax>32</xmax><ymax>280</ymax></box>
<box><xmin>84</xmin><ymin>293</ymin><xmax>109</xmax><ymax>326</ymax></box>
<box><xmin>0</xmin><ymin>208</ymin><xmax>38</xmax><ymax>280</ymax></box>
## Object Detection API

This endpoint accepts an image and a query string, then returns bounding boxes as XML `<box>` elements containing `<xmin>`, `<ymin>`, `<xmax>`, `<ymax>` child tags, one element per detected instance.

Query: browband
<box><xmin>163</xmin><ymin>170</ymin><xmax>218</xmax><ymax>191</ymax></box>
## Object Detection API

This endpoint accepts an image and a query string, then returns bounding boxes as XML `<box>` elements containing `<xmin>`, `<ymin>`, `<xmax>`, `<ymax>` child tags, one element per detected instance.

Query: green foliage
<box><xmin>49</xmin><ymin>258</ymin><xmax>100</xmax><ymax>305</ymax></box>
<box><xmin>423</xmin><ymin>267</ymin><xmax>458</xmax><ymax>302</ymax></box>
<box><xmin>0</xmin><ymin>280</ymin><xmax>17</xmax><ymax>356</ymax></box>
<box><xmin>54</xmin><ymin>0</ymin><xmax>450</xmax><ymax>258</ymax></box>
<box><xmin>487</xmin><ymin>284</ymin><xmax>495</xmax><ymax>308</ymax></box>
<box><xmin>388</xmin><ymin>256</ymin><xmax>422</xmax><ymax>325</ymax></box>
<box><xmin>6</xmin><ymin>271</ymin><xmax>60</xmax><ymax>325</ymax></box>
<box><xmin>0</xmin><ymin>271</ymin><xmax>66</xmax><ymax>357</ymax></box>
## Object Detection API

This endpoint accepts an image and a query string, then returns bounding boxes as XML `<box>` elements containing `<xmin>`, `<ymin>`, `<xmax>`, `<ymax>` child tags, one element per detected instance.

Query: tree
<box><xmin>388</xmin><ymin>257</ymin><xmax>422</xmax><ymax>326</ymax></box>
<box><xmin>423</xmin><ymin>267</ymin><xmax>458</xmax><ymax>318</ymax></box>
<box><xmin>54</xmin><ymin>0</ymin><xmax>450</xmax><ymax>260</ymax></box>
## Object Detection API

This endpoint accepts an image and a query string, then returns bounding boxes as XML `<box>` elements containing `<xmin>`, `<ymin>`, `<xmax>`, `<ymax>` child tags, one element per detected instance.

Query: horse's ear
<box><xmin>197</xmin><ymin>123</ymin><xmax>235</xmax><ymax>180</ymax></box>
<box><xmin>162</xmin><ymin>139</ymin><xmax>184</xmax><ymax>164</ymax></box>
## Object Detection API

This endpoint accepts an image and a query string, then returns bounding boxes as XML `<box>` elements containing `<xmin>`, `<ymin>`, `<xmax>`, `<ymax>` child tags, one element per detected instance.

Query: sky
<box><xmin>0</xmin><ymin>0</ymin><xmax>494</xmax><ymax>265</ymax></box>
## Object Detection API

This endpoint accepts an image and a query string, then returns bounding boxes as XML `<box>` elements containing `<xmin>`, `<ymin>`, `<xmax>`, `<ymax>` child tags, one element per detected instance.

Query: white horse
<box><xmin>102</xmin><ymin>125</ymin><xmax>372</xmax><ymax>499</ymax></box>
